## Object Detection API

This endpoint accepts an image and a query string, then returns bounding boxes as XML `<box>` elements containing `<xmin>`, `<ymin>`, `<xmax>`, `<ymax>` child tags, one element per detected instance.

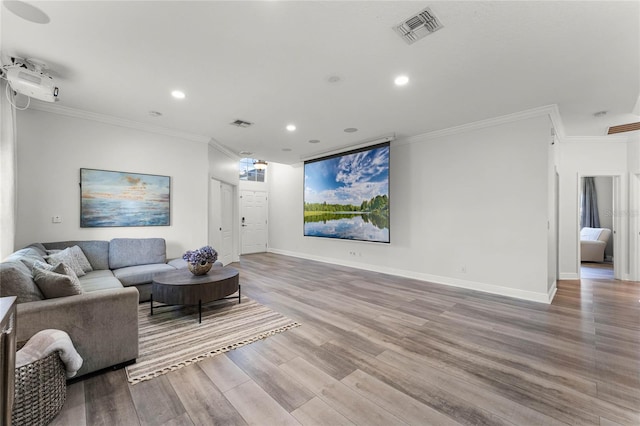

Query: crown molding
<box><xmin>397</xmin><ymin>105</ymin><xmax>562</xmax><ymax>146</ymax></box>
<box><xmin>208</xmin><ymin>138</ymin><xmax>240</xmax><ymax>160</ymax></box>
<box><xmin>29</xmin><ymin>102</ymin><xmax>211</xmax><ymax>143</ymax></box>
<box><xmin>562</xmin><ymin>135</ymin><xmax>630</xmax><ymax>143</ymax></box>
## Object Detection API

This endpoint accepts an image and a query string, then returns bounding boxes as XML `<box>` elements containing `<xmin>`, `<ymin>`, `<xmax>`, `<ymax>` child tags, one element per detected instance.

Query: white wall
<box><xmin>548</xmin><ymin>127</ymin><xmax>559</xmax><ymax>294</ymax></box>
<box><xmin>208</xmin><ymin>143</ymin><xmax>240</xmax><ymax>185</ymax></box>
<box><xmin>208</xmin><ymin>144</ymin><xmax>241</xmax><ymax>262</ymax></box>
<box><xmin>629</xmin><ymin>135</ymin><xmax>640</xmax><ymax>281</ymax></box>
<box><xmin>630</xmin><ymin>136</ymin><xmax>640</xmax><ymax>173</ymax></box>
<box><xmin>15</xmin><ymin>108</ymin><xmax>210</xmax><ymax>259</ymax></box>
<box><xmin>558</xmin><ymin>138</ymin><xmax>629</xmax><ymax>279</ymax></box>
<box><xmin>269</xmin><ymin>115</ymin><xmax>554</xmax><ymax>302</ymax></box>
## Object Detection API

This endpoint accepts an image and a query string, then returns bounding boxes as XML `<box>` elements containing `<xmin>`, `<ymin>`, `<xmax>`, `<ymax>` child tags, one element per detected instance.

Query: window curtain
<box><xmin>580</xmin><ymin>177</ymin><xmax>600</xmax><ymax>229</ymax></box>
<box><xmin>0</xmin><ymin>80</ymin><xmax>17</xmax><ymax>259</ymax></box>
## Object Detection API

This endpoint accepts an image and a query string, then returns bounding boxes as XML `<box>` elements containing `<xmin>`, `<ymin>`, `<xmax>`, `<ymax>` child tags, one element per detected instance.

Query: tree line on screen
<box><xmin>304</xmin><ymin>194</ymin><xmax>388</xmax><ymax>214</ymax></box>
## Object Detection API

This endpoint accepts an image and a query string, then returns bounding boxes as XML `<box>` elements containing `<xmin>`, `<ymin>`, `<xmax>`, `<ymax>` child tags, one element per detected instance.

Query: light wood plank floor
<box><xmin>581</xmin><ymin>262</ymin><xmax>615</xmax><ymax>280</ymax></box>
<box><xmin>51</xmin><ymin>253</ymin><xmax>640</xmax><ymax>426</ymax></box>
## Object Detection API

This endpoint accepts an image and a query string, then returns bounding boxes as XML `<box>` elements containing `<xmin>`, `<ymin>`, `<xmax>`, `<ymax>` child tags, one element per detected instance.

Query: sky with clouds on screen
<box><xmin>304</xmin><ymin>145</ymin><xmax>389</xmax><ymax>206</ymax></box>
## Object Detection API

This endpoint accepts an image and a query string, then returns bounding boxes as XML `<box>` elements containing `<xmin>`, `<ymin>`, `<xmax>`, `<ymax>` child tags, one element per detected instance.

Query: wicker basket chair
<box><xmin>12</xmin><ymin>345</ymin><xmax>66</xmax><ymax>426</ymax></box>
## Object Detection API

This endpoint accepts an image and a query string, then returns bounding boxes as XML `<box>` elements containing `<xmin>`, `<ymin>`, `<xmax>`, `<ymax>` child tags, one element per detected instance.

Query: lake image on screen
<box><xmin>304</xmin><ymin>144</ymin><xmax>389</xmax><ymax>243</ymax></box>
<box><xmin>81</xmin><ymin>169</ymin><xmax>170</xmax><ymax>227</ymax></box>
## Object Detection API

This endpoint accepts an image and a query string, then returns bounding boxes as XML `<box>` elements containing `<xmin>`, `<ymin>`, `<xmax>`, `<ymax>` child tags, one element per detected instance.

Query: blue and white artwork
<box><xmin>304</xmin><ymin>143</ymin><xmax>390</xmax><ymax>243</ymax></box>
<box><xmin>80</xmin><ymin>169</ymin><xmax>170</xmax><ymax>227</ymax></box>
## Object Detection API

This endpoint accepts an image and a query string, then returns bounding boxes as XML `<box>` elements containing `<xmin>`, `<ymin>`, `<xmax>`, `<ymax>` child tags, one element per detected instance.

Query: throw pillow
<box><xmin>0</xmin><ymin>260</ymin><xmax>44</xmax><ymax>303</ymax></box>
<box><xmin>32</xmin><ymin>262</ymin><xmax>83</xmax><ymax>299</ymax></box>
<box><xmin>32</xmin><ymin>260</ymin><xmax>53</xmax><ymax>271</ymax></box>
<box><xmin>14</xmin><ymin>248</ymin><xmax>47</xmax><ymax>270</ymax></box>
<box><xmin>69</xmin><ymin>245</ymin><xmax>93</xmax><ymax>273</ymax></box>
<box><xmin>45</xmin><ymin>247</ymin><xmax>86</xmax><ymax>277</ymax></box>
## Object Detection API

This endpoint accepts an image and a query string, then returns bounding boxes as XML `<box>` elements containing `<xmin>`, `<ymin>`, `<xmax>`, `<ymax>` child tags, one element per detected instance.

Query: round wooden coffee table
<box><xmin>150</xmin><ymin>266</ymin><xmax>240</xmax><ymax>323</ymax></box>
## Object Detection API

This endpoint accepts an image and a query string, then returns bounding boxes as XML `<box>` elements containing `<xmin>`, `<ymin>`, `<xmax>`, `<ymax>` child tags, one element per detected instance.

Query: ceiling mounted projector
<box><xmin>3</xmin><ymin>60</ymin><xmax>59</xmax><ymax>102</ymax></box>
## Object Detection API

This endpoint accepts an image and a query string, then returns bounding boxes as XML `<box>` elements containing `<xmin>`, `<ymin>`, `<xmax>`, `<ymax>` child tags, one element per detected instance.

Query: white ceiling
<box><xmin>2</xmin><ymin>1</ymin><xmax>639</xmax><ymax>164</ymax></box>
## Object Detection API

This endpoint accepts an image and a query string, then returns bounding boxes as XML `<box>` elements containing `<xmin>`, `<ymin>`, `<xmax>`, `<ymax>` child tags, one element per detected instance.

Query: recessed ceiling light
<box><xmin>327</xmin><ymin>75</ymin><xmax>341</xmax><ymax>83</ymax></box>
<box><xmin>282</xmin><ymin>148</ymin><xmax>292</xmax><ymax>152</ymax></box>
<box><xmin>286</xmin><ymin>124</ymin><xmax>296</xmax><ymax>132</ymax></box>
<box><xmin>344</xmin><ymin>128</ymin><xmax>358</xmax><ymax>133</ymax></box>
<box><xmin>148</xmin><ymin>110</ymin><xmax>163</xmax><ymax>117</ymax></box>
<box><xmin>308</xmin><ymin>139</ymin><xmax>321</xmax><ymax>144</ymax></box>
<box><xmin>394</xmin><ymin>75</ymin><xmax>409</xmax><ymax>86</ymax></box>
<box><xmin>171</xmin><ymin>90</ymin><xmax>186</xmax><ymax>99</ymax></box>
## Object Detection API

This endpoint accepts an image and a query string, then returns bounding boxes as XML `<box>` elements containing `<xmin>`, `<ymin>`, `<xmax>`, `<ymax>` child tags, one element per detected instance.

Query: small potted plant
<box><xmin>182</xmin><ymin>246</ymin><xmax>218</xmax><ymax>275</ymax></box>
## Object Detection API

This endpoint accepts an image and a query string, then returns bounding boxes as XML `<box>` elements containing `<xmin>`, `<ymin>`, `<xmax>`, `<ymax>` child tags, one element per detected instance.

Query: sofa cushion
<box><xmin>167</xmin><ymin>258</ymin><xmax>188</xmax><ymax>269</ymax></box>
<box><xmin>0</xmin><ymin>260</ymin><xmax>44</xmax><ymax>303</ymax></box>
<box><xmin>109</xmin><ymin>238</ymin><xmax>166</xmax><ymax>269</ymax></box>
<box><xmin>32</xmin><ymin>262</ymin><xmax>84</xmax><ymax>299</ymax></box>
<box><xmin>79</xmin><ymin>270</ymin><xmax>123</xmax><ymax>292</ymax></box>
<box><xmin>43</xmin><ymin>241</ymin><xmax>110</xmax><ymax>271</ymax></box>
<box><xmin>167</xmin><ymin>258</ymin><xmax>223</xmax><ymax>269</ymax></box>
<box><xmin>112</xmin><ymin>263</ymin><xmax>175</xmax><ymax>287</ymax></box>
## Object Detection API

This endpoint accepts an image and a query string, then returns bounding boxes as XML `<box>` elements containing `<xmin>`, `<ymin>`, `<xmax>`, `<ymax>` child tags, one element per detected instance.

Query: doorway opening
<box><xmin>578</xmin><ymin>175</ymin><xmax>616</xmax><ymax>280</ymax></box>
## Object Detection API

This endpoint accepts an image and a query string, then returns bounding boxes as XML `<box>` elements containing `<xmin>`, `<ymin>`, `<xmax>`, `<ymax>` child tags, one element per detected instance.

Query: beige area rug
<box><xmin>126</xmin><ymin>296</ymin><xmax>300</xmax><ymax>384</ymax></box>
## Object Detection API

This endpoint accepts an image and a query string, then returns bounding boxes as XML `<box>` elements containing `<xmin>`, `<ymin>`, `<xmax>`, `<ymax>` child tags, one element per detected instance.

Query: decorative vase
<box><xmin>188</xmin><ymin>261</ymin><xmax>212</xmax><ymax>276</ymax></box>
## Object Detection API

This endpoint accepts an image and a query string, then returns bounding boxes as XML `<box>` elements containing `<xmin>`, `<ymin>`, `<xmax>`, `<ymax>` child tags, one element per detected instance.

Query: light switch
<box><xmin>52</xmin><ymin>216</ymin><xmax>62</xmax><ymax>223</ymax></box>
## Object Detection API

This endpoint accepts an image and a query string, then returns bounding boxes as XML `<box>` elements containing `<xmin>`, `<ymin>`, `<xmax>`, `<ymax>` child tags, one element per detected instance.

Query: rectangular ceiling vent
<box><xmin>607</xmin><ymin>121</ymin><xmax>640</xmax><ymax>135</ymax></box>
<box><xmin>393</xmin><ymin>7</ymin><xmax>443</xmax><ymax>45</ymax></box>
<box><xmin>230</xmin><ymin>119</ymin><xmax>253</xmax><ymax>128</ymax></box>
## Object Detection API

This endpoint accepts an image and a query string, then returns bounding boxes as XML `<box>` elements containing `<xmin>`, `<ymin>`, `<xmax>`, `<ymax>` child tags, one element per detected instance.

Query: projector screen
<box><xmin>304</xmin><ymin>142</ymin><xmax>390</xmax><ymax>243</ymax></box>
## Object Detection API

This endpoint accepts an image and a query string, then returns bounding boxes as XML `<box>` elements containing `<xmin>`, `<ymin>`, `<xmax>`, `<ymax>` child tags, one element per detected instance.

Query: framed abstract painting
<box><xmin>80</xmin><ymin>168</ymin><xmax>170</xmax><ymax>227</ymax></box>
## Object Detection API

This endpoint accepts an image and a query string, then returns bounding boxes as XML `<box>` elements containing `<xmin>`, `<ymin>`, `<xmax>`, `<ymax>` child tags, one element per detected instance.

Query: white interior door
<box><xmin>220</xmin><ymin>183</ymin><xmax>234</xmax><ymax>265</ymax></box>
<box><xmin>241</xmin><ymin>190</ymin><xmax>268</xmax><ymax>254</ymax></box>
<box><xmin>210</xmin><ymin>179</ymin><xmax>235</xmax><ymax>265</ymax></box>
<box><xmin>209</xmin><ymin>178</ymin><xmax>222</xmax><ymax>255</ymax></box>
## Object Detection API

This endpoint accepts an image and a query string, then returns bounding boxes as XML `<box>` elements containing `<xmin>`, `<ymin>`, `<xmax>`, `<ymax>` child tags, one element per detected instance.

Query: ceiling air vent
<box><xmin>607</xmin><ymin>122</ymin><xmax>640</xmax><ymax>135</ymax></box>
<box><xmin>394</xmin><ymin>7</ymin><xmax>443</xmax><ymax>45</ymax></box>
<box><xmin>230</xmin><ymin>119</ymin><xmax>253</xmax><ymax>128</ymax></box>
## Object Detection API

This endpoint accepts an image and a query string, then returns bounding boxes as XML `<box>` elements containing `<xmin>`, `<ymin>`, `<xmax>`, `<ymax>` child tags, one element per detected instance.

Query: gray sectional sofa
<box><xmin>0</xmin><ymin>238</ymin><xmax>193</xmax><ymax>378</ymax></box>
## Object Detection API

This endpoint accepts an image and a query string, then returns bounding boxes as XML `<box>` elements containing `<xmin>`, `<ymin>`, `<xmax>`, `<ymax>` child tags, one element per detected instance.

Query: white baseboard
<box><xmin>268</xmin><ymin>248</ymin><xmax>554</xmax><ymax>304</ymax></box>
<box><xmin>559</xmin><ymin>272</ymin><xmax>579</xmax><ymax>280</ymax></box>
<box><xmin>547</xmin><ymin>282</ymin><xmax>557</xmax><ymax>303</ymax></box>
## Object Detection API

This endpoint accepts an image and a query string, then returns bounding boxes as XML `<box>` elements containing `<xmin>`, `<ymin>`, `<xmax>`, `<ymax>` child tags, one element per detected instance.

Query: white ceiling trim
<box><xmin>397</xmin><ymin>105</ymin><xmax>562</xmax><ymax>147</ymax></box>
<box><xmin>208</xmin><ymin>137</ymin><xmax>240</xmax><ymax>161</ymax></box>
<box><xmin>29</xmin><ymin>102</ymin><xmax>211</xmax><ymax>144</ymax></box>
<box><xmin>563</xmin><ymin>135</ymin><xmax>630</xmax><ymax>144</ymax></box>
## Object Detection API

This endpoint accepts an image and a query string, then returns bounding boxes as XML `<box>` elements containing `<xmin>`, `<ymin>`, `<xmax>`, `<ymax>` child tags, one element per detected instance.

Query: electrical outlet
<box><xmin>52</xmin><ymin>215</ymin><xmax>62</xmax><ymax>223</ymax></box>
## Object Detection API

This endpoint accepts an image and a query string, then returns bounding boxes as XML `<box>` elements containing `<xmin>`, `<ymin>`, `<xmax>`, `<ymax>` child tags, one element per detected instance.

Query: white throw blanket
<box><xmin>16</xmin><ymin>329</ymin><xmax>83</xmax><ymax>378</ymax></box>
